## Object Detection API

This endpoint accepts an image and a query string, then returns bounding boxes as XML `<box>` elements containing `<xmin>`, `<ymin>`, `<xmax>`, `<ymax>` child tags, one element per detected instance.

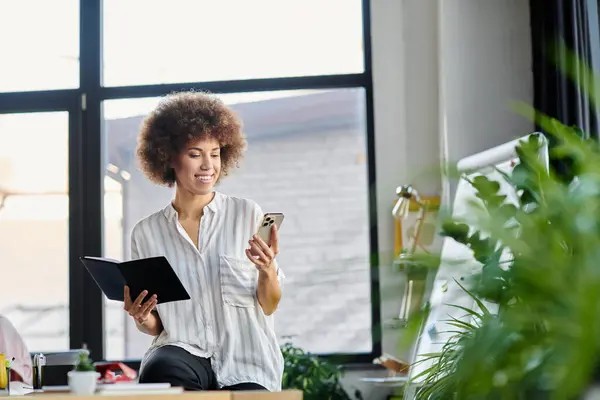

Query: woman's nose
<box><xmin>200</xmin><ymin>155</ymin><xmax>212</xmax><ymax>170</ymax></box>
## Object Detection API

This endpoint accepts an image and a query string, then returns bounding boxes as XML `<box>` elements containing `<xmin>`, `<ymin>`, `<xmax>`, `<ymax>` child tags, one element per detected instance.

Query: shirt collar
<box><xmin>163</xmin><ymin>191</ymin><xmax>223</xmax><ymax>221</ymax></box>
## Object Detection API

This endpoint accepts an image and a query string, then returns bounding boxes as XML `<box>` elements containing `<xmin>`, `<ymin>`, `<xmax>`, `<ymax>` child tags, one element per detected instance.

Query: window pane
<box><xmin>102</xmin><ymin>89</ymin><xmax>372</xmax><ymax>359</ymax></box>
<box><xmin>0</xmin><ymin>112</ymin><xmax>70</xmax><ymax>352</ymax></box>
<box><xmin>102</xmin><ymin>0</ymin><xmax>364</xmax><ymax>87</ymax></box>
<box><xmin>0</xmin><ymin>1</ymin><xmax>79</xmax><ymax>92</ymax></box>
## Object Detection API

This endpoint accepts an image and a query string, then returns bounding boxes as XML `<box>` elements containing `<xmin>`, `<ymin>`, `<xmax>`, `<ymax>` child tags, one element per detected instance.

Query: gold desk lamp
<box><xmin>371</xmin><ymin>185</ymin><xmax>431</xmax><ymax>374</ymax></box>
<box><xmin>392</xmin><ymin>184</ymin><xmax>430</xmax><ymax>326</ymax></box>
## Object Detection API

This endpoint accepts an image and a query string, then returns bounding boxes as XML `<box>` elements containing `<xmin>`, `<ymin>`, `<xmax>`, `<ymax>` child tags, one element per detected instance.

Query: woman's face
<box><xmin>172</xmin><ymin>136</ymin><xmax>221</xmax><ymax>195</ymax></box>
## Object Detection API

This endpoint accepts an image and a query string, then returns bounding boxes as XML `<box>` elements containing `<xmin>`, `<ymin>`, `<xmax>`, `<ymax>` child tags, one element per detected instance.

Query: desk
<box><xmin>26</xmin><ymin>390</ymin><xmax>302</xmax><ymax>400</ymax></box>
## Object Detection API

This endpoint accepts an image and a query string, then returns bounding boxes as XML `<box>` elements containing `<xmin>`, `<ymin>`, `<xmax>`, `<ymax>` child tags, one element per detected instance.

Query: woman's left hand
<box><xmin>246</xmin><ymin>225</ymin><xmax>279</xmax><ymax>271</ymax></box>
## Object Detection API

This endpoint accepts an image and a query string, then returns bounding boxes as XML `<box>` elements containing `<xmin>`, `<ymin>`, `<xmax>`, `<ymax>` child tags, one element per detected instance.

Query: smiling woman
<box><xmin>183</xmin><ymin>139</ymin><xmax>223</xmax><ymax>188</ymax></box>
<box><xmin>121</xmin><ymin>91</ymin><xmax>285</xmax><ymax>392</ymax></box>
<box><xmin>135</xmin><ymin>92</ymin><xmax>247</xmax><ymax>188</ymax></box>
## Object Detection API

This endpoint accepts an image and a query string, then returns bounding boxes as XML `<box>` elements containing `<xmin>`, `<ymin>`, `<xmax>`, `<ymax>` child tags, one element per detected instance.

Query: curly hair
<box><xmin>136</xmin><ymin>91</ymin><xmax>247</xmax><ymax>186</ymax></box>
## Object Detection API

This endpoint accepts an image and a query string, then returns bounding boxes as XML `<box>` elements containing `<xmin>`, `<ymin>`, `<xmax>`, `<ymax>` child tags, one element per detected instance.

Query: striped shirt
<box><xmin>130</xmin><ymin>191</ymin><xmax>285</xmax><ymax>391</ymax></box>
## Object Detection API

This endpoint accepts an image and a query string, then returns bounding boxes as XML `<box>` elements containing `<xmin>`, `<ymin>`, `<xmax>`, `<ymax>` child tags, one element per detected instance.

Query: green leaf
<box><xmin>441</xmin><ymin>221</ymin><xmax>471</xmax><ymax>244</ymax></box>
<box><xmin>467</xmin><ymin>231</ymin><xmax>496</xmax><ymax>264</ymax></box>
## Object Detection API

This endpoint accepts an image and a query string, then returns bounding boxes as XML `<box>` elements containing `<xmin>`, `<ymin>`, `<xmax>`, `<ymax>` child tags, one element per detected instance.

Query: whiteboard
<box><xmin>404</xmin><ymin>133</ymin><xmax>549</xmax><ymax>396</ymax></box>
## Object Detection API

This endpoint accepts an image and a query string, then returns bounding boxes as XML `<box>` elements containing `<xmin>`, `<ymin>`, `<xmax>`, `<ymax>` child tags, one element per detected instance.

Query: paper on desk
<box><xmin>7</xmin><ymin>381</ymin><xmax>34</xmax><ymax>396</ymax></box>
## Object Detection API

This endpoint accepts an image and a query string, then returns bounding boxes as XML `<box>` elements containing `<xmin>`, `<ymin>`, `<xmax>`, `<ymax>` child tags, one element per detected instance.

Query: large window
<box><xmin>102</xmin><ymin>89</ymin><xmax>372</xmax><ymax>359</ymax></box>
<box><xmin>0</xmin><ymin>0</ymin><xmax>79</xmax><ymax>92</ymax></box>
<box><xmin>0</xmin><ymin>112</ymin><xmax>70</xmax><ymax>352</ymax></box>
<box><xmin>0</xmin><ymin>0</ymin><xmax>378</xmax><ymax>363</ymax></box>
<box><xmin>102</xmin><ymin>0</ymin><xmax>364</xmax><ymax>87</ymax></box>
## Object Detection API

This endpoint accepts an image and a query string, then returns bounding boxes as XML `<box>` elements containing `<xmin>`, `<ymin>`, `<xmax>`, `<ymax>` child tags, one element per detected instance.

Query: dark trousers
<box><xmin>138</xmin><ymin>345</ymin><xmax>267</xmax><ymax>391</ymax></box>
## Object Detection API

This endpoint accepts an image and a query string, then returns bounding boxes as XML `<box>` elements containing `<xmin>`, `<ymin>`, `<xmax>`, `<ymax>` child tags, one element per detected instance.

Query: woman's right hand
<box><xmin>123</xmin><ymin>286</ymin><xmax>157</xmax><ymax>325</ymax></box>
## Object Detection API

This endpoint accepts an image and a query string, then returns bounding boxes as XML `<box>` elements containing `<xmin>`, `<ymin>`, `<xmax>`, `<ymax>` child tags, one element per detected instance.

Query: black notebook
<box><xmin>79</xmin><ymin>256</ymin><xmax>191</xmax><ymax>304</ymax></box>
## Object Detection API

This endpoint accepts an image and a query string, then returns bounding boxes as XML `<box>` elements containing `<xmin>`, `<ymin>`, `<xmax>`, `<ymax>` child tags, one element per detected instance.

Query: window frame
<box><xmin>0</xmin><ymin>95</ymin><xmax>84</xmax><ymax>353</ymax></box>
<box><xmin>0</xmin><ymin>0</ymin><xmax>380</xmax><ymax>365</ymax></box>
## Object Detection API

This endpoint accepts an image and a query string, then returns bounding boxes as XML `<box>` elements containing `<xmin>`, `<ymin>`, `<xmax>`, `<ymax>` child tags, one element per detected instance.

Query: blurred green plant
<box><xmin>281</xmin><ymin>342</ymin><xmax>353</xmax><ymax>400</ymax></box>
<box><xmin>406</xmin><ymin>109</ymin><xmax>600</xmax><ymax>400</ymax></box>
<box><xmin>410</xmin><ymin>118</ymin><xmax>600</xmax><ymax>399</ymax></box>
<box><xmin>398</xmin><ymin>36</ymin><xmax>600</xmax><ymax>399</ymax></box>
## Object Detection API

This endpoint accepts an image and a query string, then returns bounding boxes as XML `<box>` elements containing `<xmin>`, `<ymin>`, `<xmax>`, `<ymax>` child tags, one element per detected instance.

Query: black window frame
<box><xmin>0</xmin><ymin>0</ymin><xmax>380</xmax><ymax>365</ymax></box>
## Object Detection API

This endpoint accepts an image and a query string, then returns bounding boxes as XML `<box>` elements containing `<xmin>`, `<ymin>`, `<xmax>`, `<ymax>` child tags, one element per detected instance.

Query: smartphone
<box><xmin>256</xmin><ymin>213</ymin><xmax>285</xmax><ymax>246</ymax></box>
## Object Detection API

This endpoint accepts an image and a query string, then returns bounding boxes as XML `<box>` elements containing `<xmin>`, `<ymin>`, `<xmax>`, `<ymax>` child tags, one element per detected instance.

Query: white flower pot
<box><xmin>67</xmin><ymin>371</ymin><xmax>100</xmax><ymax>395</ymax></box>
<box><xmin>583</xmin><ymin>384</ymin><xmax>600</xmax><ymax>399</ymax></box>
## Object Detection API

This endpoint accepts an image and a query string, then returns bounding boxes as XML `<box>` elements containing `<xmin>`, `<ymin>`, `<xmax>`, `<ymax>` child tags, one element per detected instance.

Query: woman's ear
<box><xmin>163</xmin><ymin>167</ymin><xmax>177</xmax><ymax>186</ymax></box>
<box><xmin>169</xmin><ymin>155</ymin><xmax>181</xmax><ymax>173</ymax></box>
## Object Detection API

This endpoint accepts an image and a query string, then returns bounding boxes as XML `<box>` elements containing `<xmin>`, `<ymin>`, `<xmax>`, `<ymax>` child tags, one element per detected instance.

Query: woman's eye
<box><xmin>211</xmin><ymin>154</ymin><xmax>220</xmax><ymax>158</ymax></box>
<box><xmin>190</xmin><ymin>154</ymin><xmax>201</xmax><ymax>158</ymax></box>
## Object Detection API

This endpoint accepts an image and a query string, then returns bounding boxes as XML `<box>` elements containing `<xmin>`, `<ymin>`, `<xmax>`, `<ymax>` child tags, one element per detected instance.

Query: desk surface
<box><xmin>27</xmin><ymin>390</ymin><xmax>302</xmax><ymax>400</ymax></box>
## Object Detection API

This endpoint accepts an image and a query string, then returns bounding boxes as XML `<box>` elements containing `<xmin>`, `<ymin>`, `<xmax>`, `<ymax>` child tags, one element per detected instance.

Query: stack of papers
<box><xmin>97</xmin><ymin>383</ymin><xmax>183</xmax><ymax>395</ymax></box>
<box><xmin>41</xmin><ymin>382</ymin><xmax>184</xmax><ymax>396</ymax></box>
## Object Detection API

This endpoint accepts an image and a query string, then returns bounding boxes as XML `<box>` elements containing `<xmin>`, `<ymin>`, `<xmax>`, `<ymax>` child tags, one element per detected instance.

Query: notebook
<box><xmin>79</xmin><ymin>256</ymin><xmax>191</xmax><ymax>304</ymax></box>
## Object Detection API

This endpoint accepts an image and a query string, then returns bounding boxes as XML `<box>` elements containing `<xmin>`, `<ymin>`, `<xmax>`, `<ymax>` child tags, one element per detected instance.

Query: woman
<box><xmin>123</xmin><ymin>91</ymin><xmax>284</xmax><ymax>392</ymax></box>
<box><xmin>0</xmin><ymin>315</ymin><xmax>32</xmax><ymax>385</ymax></box>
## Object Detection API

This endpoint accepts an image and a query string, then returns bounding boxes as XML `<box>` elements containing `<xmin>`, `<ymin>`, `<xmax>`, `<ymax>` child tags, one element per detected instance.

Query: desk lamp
<box><xmin>393</xmin><ymin>185</ymin><xmax>430</xmax><ymax>254</ymax></box>
<box><xmin>392</xmin><ymin>184</ymin><xmax>430</xmax><ymax>325</ymax></box>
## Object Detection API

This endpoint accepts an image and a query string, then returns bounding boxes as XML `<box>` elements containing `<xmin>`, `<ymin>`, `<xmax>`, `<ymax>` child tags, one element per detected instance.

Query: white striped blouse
<box><xmin>130</xmin><ymin>191</ymin><xmax>285</xmax><ymax>391</ymax></box>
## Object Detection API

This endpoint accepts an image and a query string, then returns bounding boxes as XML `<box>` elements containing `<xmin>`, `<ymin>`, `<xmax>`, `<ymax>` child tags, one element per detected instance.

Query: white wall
<box><xmin>373</xmin><ymin>0</ymin><xmax>442</xmax><ymax>361</ymax></box>
<box><xmin>439</xmin><ymin>0</ymin><xmax>534</xmax><ymax>201</ymax></box>
<box><xmin>342</xmin><ymin>0</ymin><xmax>534</xmax><ymax>398</ymax></box>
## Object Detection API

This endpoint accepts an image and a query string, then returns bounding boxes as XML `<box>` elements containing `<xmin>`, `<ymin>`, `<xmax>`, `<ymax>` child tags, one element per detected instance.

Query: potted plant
<box><xmin>67</xmin><ymin>351</ymin><xmax>100</xmax><ymax>395</ymax></box>
<box><xmin>406</xmin><ymin>111</ymin><xmax>600</xmax><ymax>399</ymax></box>
<box><xmin>281</xmin><ymin>342</ymin><xmax>356</xmax><ymax>400</ymax></box>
